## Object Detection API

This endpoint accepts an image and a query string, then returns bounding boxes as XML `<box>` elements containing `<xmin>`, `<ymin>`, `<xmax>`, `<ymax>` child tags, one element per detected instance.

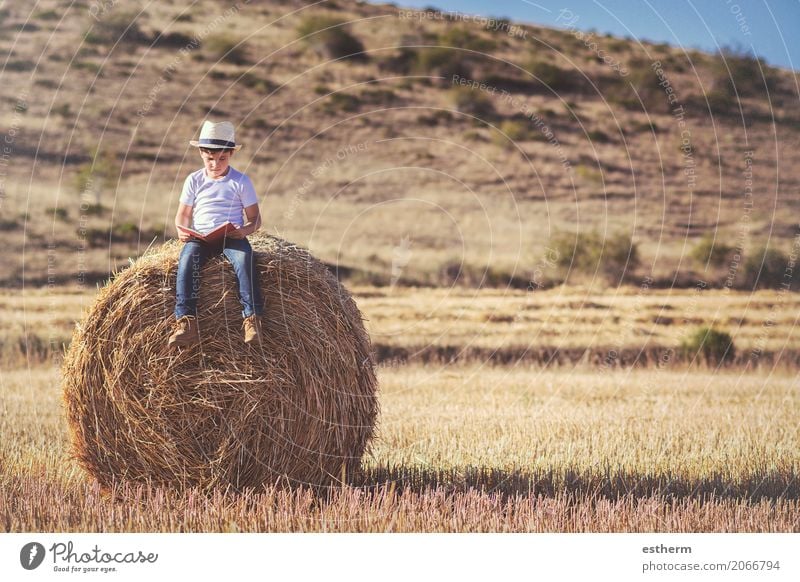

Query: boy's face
<box><xmin>199</xmin><ymin>147</ymin><xmax>233</xmax><ymax>178</ymax></box>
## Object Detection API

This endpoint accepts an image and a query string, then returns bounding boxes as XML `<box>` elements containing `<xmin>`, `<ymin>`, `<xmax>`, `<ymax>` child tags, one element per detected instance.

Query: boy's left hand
<box><xmin>227</xmin><ymin>227</ymin><xmax>247</xmax><ymax>239</ymax></box>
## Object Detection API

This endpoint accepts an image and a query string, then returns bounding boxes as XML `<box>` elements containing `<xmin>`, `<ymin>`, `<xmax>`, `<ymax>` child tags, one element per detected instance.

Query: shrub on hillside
<box><xmin>297</xmin><ymin>15</ymin><xmax>366</xmax><ymax>60</ymax></box>
<box><xmin>34</xmin><ymin>9</ymin><xmax>59</xmax><ymax>21</ymax></box>
<box><xmin>360</xmin><ymin>88</ymin><xmax>398</xmax><ymax>105</ymax></box>
<box><xmin>711</xmin><ymin>46</ymin><xmax>778</xmax><ymax>99</ymax></box>
<box><xmin>204</xmin><ymin>34</ymin><xmax>249</xmax><ymax>65</ymax></box>
<box><xmin>680</xmin><ymin>327</ymin><xmax>735</xmax><ymax>365</ymax></box>
<box><xmin>438</xmin><ymin>27</ymin><xmax>496</xmax><ymax>53</ymax></box>
<box><xmin>524</xmin><ymin>57</ymin><xmax>585</xmax><ymax>92</ymax></box>
<box><xmin>492</xmin><ymin>118</ymin><xmax>545</xmax><ymax>147</ymax></box>
<box><xmin>84</xmin><ymin>203</ymin><xmax>106</xmax><ymax>216</ymax></box>
<box><xmin>600</xmin><ymin>231</ymin><xmax>640</xmax><ymax>282</ymax></box>
<box><xmin>418</xmin><ymin>109</ymin><xmax>454</xmax><ymax>127</ymax></box>
<box><xmin>73</xmin><ymin>148</ymin><xmax>121</xmax><ymax>206</ymax></box>
<box><xmin>704</xmin><ymin>88</ymin><xmax>735</xmax><ymax>114</ymax></box>
<box><xmin>153</xmin><ymin>30</ymin><xmax>194</xmax><ymax>49</ymax></box>
<box><xmin>45</xmin><ymin>207</ymin><xmax>68</xmax><ymax>221</ymax></box>
<box><xmin>494</xmin><ymin>119</ymin><xmax>530</xmax><ymax>145</ymax></box>
<box><xmin>415</xmin><ymin>47</ymin><xmax>473</xmax><ymax>78</ymax></box>
<box><xmin>605</xmin><ymin>57</ymin><xmax>667</xmax><ymax>112</ymax></box>
<box><xmin>552</xmin><ymin>230</ymin><xmax>639</xmax><ymax>283</ymax></box>
<box><xmin>322</xmin><ymin>92</ymin><xmax>359</xmax><ymax>113</ymax></box>
<box><xmin>0</xmin><ymin>217</ymin><xmax>19</xmax><ymax>230</ymax></box>
<box><xmin>239</xmin><ymin>72</ymin><xmax>272</xmax><ymax>92</ymax></box>
<box><xmin>84</xmin><ymin>10</ymin><xmax>149</xmax><ymax>45</ymax></box>
<box><xmin>449</xmin><ymin>85</ymin><xmax>495</xmax><ymax>118</ymax></box>
<box><xmin>6</xmin><ymin>59</ymin><xmax>36</xmax><ymax>72</ymax></box>
<box><xmin>378</xmin><ymin>48</ymin><xmax>417</xmax><ymax>74</ymax></box>
<box><xmin>387</xmin><ymin>27</ymin><xmax>492</xmax><ymax>78</ymax></box>
<box><xmin>742</xmin><ymin>245</ymin><xmax>790</xmax><ymax>290</ymax></box>
<box><xmin>587</xmin><ymin>129</ymin><xmax>611</xmax><ymax>143</ymax></box>
<box><xmin>691</xmin><ymin>233</ymin><xmax>734</xmax><ymax>267</ymax></box>
<box><xmin>575</xmin><ymin>164</ymin><xmax>603</xmax><ymax>184</ymax></box>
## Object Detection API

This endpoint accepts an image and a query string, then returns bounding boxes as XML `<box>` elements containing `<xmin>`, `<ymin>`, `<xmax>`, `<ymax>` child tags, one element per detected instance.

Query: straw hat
<box><xmin>189</xmin><ymin>120</ymin><xmax>243</xmax><ymax>150</ymax></box>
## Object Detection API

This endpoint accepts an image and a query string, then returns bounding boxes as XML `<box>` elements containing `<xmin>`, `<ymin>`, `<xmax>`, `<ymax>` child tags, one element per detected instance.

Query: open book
<box><xmin>177</xmin><ymin>222</ymin><xmax>238</xmax><ymax>244</ymax></box>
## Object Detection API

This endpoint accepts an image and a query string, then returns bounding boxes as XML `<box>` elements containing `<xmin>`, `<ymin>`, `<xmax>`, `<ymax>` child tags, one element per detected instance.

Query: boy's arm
<box><xmin>229</xmin><ymin>203</ymin><xmax>261</xmax><ymax>239</ymax></box>
<box><xmin>175</xmin><ymin>203</ymin><xmax>194</xmax><ymax>242</ymax></box>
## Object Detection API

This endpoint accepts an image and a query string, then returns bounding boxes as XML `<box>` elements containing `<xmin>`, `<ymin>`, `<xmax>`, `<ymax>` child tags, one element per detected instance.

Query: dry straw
<box><xmin>62</xmin><ymin>234</ymin><xmax>378</xmax><ymax>491</ymax></box>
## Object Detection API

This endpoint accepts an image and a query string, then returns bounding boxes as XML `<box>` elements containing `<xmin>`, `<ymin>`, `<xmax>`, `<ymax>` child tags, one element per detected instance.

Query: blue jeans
<box><xmin>175</xmin><ymin>238</ymin><xmax>264</xmax><ymax>319</ymax></box>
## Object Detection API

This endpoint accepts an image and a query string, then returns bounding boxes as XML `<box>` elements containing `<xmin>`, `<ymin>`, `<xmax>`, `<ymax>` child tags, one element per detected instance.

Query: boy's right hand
<box><xmin>175</xmin><ymin>203</ymin><xmax>195</xmax><ymax>242</ymax></box>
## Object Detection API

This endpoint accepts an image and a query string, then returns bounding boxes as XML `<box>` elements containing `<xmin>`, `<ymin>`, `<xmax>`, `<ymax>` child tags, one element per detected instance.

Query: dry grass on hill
<box><xmin>1</xmin><ymin>0</ymin><xmax>798</xmax><ymax>286</ymax></box>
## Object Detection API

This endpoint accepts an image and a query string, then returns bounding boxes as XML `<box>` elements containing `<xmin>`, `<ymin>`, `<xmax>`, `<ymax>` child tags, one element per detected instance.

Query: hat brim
<box><xmin>189</xmin><ymin>140</ymin><xmax>242</xmax><ymax>150</ymax></box>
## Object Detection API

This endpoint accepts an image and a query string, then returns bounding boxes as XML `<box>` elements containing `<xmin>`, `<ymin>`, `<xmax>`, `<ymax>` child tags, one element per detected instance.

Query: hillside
<box><xmin>1</xmin><ymin>0</ymin><xmax>799</xmax><ymax>288</ymax></box>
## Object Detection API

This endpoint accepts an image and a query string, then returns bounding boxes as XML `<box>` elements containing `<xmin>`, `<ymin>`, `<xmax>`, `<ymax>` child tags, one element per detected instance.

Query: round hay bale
<box><xmin>62</xmin><ymin>234</ymin><xmax>378</xmax><ymax>491</ymax></box>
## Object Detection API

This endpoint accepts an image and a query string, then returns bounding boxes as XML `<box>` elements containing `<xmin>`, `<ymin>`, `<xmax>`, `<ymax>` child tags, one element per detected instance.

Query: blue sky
<box><xmin>391</xmin><ymin>0</ymin><xmax>800</xmax><ymax>70</ymax></box>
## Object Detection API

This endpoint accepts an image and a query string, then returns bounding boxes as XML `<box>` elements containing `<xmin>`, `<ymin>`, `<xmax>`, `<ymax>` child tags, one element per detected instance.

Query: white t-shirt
<box><xmin>179</xmin><ymin>166</ymin><xmax>258</xmax><ymax>233</ymax></box>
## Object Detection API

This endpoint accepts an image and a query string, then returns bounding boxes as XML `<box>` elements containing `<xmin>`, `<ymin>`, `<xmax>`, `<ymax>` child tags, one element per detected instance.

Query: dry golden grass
<box><xmin>1</xmin><ymin>362</ymin><xmax>797</xmax><ymax>532</ymax></box>
<box><xmin>373</xmin><ymin>364</ymin><xmax>799</xmax><ymax>481</ymax></box>
<box><xmin>4</xmin><ymin>285</ymin><xmax>799</xmax><ymax>366</ymax></box>
<box><xmin>358</xmin><ymin>285</ymin><xmax>800</xmax><ymax>362</ymax></box>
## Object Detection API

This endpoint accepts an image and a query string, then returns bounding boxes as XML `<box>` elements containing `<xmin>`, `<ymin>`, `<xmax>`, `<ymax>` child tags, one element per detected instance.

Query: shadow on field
<box><xmin>353</xmin><ymin>465</ymin><xmax>799</xmax><ymax>502</ymax></box>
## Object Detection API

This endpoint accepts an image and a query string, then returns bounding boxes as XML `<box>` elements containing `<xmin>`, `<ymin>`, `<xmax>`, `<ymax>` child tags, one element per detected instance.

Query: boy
<box><xmin>168</xmin><ymin>120</ymin><xmax>264</xmax><ymax>348</ymax></box>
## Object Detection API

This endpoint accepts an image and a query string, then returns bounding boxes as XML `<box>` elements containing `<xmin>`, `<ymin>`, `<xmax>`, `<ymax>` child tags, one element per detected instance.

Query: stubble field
<box><xmin>1</xmin><ymin>286</ymin><xmax>798</xmax><ymax>532</ymax></box>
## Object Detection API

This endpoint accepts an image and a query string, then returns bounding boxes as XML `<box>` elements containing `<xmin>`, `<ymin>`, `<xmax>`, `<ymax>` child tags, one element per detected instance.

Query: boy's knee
<box><xmin>225</xmin><ymin>246</ymin><xmax>251</xmax><ymax>263</ymax></box>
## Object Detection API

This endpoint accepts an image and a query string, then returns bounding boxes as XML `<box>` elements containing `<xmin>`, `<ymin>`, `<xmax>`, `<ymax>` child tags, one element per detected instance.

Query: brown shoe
<box><xmin>168</xmin><ymin>315</ymin><xmax>199</xmax><ymax>348</ymax></box>
<box><xmin>243</xmin><ymin>315</ymin><xmax>262</xmax><ymax>345</ymax></box>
